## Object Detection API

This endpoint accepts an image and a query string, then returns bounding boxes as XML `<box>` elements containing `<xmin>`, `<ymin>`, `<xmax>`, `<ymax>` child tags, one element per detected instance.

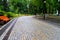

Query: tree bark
<box><xmin>58</xmin><ymin>10</ymin><xmax>60</xmax><ymax>16</ymax></box>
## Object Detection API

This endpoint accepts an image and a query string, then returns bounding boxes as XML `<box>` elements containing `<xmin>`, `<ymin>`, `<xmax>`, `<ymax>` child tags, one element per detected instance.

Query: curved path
<box><xmin>3</xmin><ymin>16</ymin><xmax>60</xmax><ymax>40</ymax></box>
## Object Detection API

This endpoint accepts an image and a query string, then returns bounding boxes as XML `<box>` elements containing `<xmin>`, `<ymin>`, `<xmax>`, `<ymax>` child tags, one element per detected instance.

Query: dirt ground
<box><xmin>35</xmin><ymin>15</ymin><xmax>60</xmax><ymax>26</ymax></box>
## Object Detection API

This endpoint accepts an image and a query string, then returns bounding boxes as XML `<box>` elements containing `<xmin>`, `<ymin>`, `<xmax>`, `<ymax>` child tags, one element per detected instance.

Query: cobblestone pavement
<box><xmin>6</xmin><ymin>16</ymin><xmax>60</xmax><ymax>40</ymax></box>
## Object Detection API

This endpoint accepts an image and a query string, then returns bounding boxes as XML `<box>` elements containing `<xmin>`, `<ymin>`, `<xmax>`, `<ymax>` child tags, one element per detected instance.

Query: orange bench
<box><xmin>0</xmin><ymin>16</ymin><xmax>10</xmax><ymax>24</ymax></box>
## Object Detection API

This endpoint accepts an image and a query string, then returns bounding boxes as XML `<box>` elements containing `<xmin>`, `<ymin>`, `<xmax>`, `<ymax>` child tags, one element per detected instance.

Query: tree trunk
<box><xmin>43</xmin><ymin>13</ymin><xmax>46</xmax><ymax>20</ymax></box>
<box><xmin>58</xmin><ymin>10</ymin><xmax>60</xmax><ymax>16</ymax></box>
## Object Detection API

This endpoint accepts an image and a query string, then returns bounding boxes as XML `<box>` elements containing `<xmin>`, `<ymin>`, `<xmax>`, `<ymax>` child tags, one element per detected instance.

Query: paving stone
<box><xmin>8</xmin><ymin>16</ymin><xmax>60</xmax><ymax>40</ymax></box>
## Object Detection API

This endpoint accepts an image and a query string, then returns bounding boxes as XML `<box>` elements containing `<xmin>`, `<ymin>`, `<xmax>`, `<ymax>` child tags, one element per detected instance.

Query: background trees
<box><xmin>0</xmin><ymin>0</ymin><xmax>59</xmax><ymax>17</ymax></box>
<box><xmin>58</xmin><ymin>0</ymin><xmax>60</xmax><ymax>16</ymax></box>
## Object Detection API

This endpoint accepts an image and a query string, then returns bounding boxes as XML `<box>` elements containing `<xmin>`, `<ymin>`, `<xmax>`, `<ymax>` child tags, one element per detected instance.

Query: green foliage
<box><xmin>5</xmin><ymin>12</ymin><xmax>18</xmax><ymax>18</ymax></box>
<box><xmin>46</xmin><ymin>0</ymin><xmax>58</xmax><ymax>14</ymax></box>
<box><xmin>0</xmin><ymin>0</ymin><xmax>59</xmax><ymax>18</ymax></box>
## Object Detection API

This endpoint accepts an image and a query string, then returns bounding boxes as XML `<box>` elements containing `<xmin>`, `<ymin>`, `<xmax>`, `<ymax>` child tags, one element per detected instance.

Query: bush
<box><xmin>0</xmin><ymin>11</ymin><xmax>5</xmax><ymax>16</ymax></box>
<box><xmin>7</xmin><ymin>12</ymin><xmax>14</xmax><ymax>18</ymax></box>
<box><xmin>6</xmin><ymin>12</ymin><xmax>18</xmax><ymax>18</ymax></box>
<box><xmin>0</xmin><ymin>10</ymin><xmax>18</xmax><ymax>18</ymax></box>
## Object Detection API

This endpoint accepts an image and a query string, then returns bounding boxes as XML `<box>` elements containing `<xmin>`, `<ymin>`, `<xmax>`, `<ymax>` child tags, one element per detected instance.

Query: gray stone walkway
<box><xmin>7</xmin><ymin>16</ymin><xmax>60</xmax><ymax>40</ymax></box>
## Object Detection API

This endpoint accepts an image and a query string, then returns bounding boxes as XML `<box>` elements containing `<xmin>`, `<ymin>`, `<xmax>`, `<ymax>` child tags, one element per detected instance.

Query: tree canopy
<box><xmin>0</xmin><ymin>0</ymin><xmax>59</xmax><ymax>15</ymax></box>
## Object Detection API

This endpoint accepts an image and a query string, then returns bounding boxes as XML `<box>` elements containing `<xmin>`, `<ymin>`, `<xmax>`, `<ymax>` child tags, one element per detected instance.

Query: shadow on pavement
<box><xmin>34</xmin><ymin>16</ymin><xmax>60</xmax><ymax>27</ymax></box>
